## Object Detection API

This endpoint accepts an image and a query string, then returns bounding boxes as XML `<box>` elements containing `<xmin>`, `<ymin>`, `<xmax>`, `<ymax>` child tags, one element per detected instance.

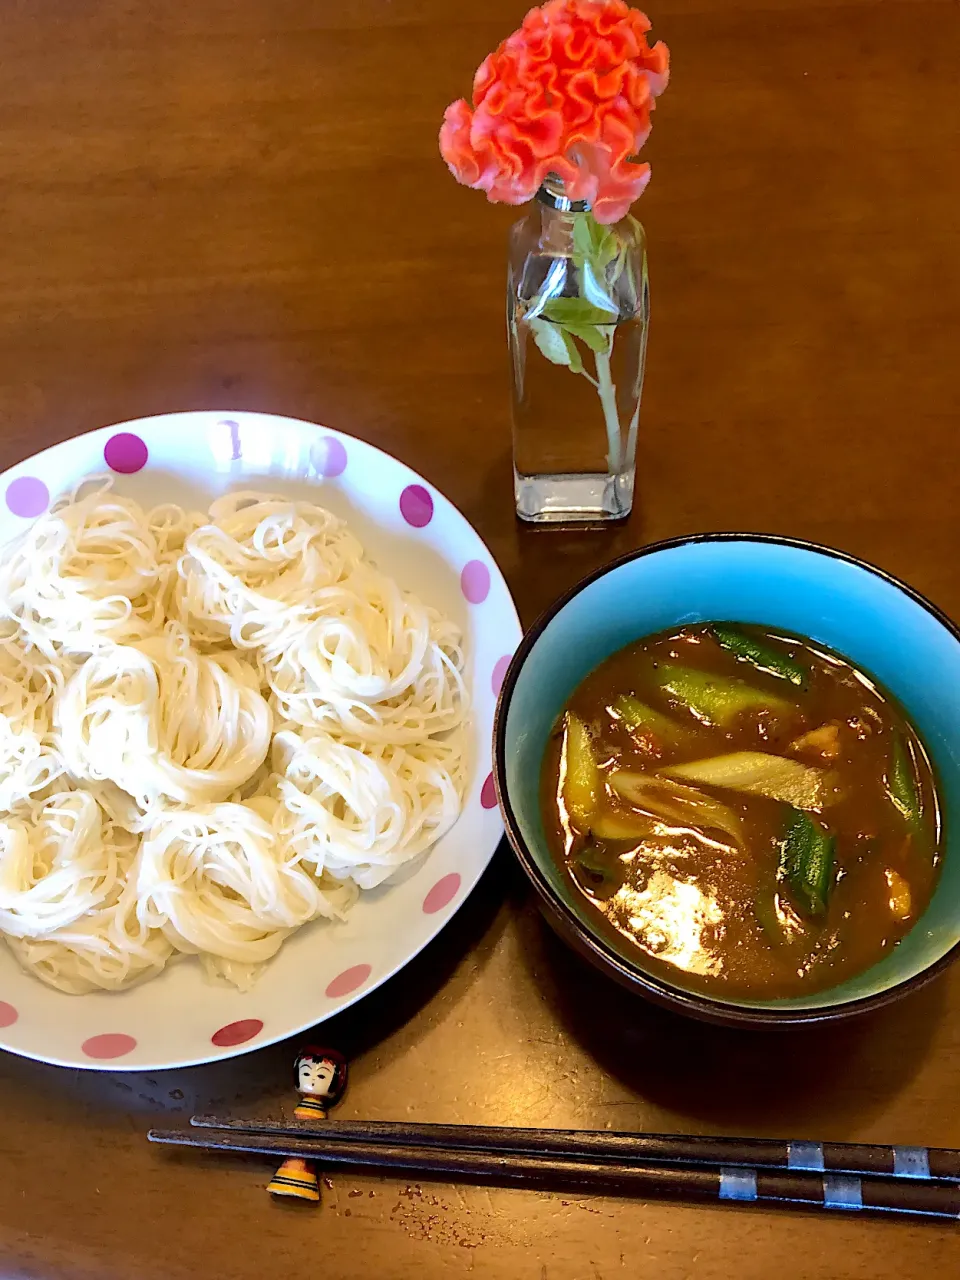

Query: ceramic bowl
<box><xmin>495</xmin><ymin>534</ymin><xmax>960</xmax><ymax>1026</ymax></box>
<box><xmin>0</xmin><ymin>411</ymin><xmax>521</xmax><ymax>1069</ymax></box>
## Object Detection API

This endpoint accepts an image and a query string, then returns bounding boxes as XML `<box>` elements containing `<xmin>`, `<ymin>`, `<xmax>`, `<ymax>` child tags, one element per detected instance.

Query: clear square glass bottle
<box><xmin>507</xmin><ymin>177</ymin><xmax>649</xmax><ymax>524</ymax></box>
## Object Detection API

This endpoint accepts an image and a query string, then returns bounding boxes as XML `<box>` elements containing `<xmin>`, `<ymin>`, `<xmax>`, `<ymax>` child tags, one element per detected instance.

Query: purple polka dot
<box><xmin>82</xmin><ymin>1033</ymin><xmax>137</xmax><ymax>1060</ymax></box>
<box><xmin>461</xmin><ymin>560</ymin><xmax>491</xmax><ymax>605</ymax></box>
<box><xmin>310</xmin><ymin>435</ymin><xmax>348</xmax><ymax>479</ymax></box>
<box><xmin>211</xmin><ymin>1018</ymin><xmax>263</xmax><ymax>1047</ymax></box>
<box><xmin>0</xmin><ymin>1001</ymin><xmax>18</xmax><ymax>1028</ymax></box>
<box><xmin>104</xmin><ymin>432</ymin><xmax>148</xmax><ymax>474</ymax></box>
<box><xmin>480</xmin><ymin>773</ymin><xmax>498</xmax><ymax>810</ymax></box>
<box><xmin>492</xmin><ymin>655</ymin><xmax>512</xmax><ymax>697</ymax></box>
<box><xmin>325</xmin><ymin>964</ymin><xmax>372</xmax><ymax>999</ymax></box>
<box><xmin>219</xmin><ymin>419</ymin><xmax>242</xmax><ymax>461</ymax></box>
<box><xmin>399</xmin><ymin>484</ymin><xmax>433</xmax><ymax>528</ymax></box>
<box><xmin>422</xmin><ymin>873</ymin><xmax>462</xmax><ymax>915</ymax></box>
<box><xmin>5</xmin><ymin>476</ymin><xmax>49</xmax><ymax>518</ymax></box>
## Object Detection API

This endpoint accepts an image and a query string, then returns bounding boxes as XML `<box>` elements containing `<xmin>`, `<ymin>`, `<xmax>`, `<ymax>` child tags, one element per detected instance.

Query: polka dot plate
<box><xmin>0</xmin><ymin>412</ymin><xmax>521</xmax><ymax>1069</ymax></box>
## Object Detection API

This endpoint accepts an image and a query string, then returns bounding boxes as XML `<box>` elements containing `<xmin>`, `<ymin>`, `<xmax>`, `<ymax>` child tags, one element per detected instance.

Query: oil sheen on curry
<box><xmin>541</xmin><ymin>624</ymin><xmax>942</xmax><ymax>999</ymax></box>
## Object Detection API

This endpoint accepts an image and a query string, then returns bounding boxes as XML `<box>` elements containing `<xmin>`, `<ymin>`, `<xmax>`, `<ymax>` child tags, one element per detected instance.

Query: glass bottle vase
<box><xmin>507</xmin><ymin>178</ymin><xmax>649</xmax><ymax>523</ymax></box>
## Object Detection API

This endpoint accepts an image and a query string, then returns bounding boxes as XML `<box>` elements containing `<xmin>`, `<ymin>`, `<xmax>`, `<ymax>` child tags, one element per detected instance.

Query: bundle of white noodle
<box><xmin>0</xmin><ymin>641</ymin><xmax>66</xmax><ymax>812</ymax></box>
<box><xmin>6</xmin><ymin>846</ymin><xmax>173</xmax><ymax>995</ymax></box>
<box><xmin>136</xmin><ymin>801</ymin><xmax>349</xmax><ymax>990</ymax></box>
<box><xmin>0</xmin><ymin>479</ymin><xmax>469</xmax><ymax>995</ymax></box>
<box><xmin>0</xmin><ymin>791</ymin><xmax>117</xmax><ymax>938</ymax></box>
<box><xmin>264</xmin><ymin>562</ymin><xmax>467</xmax><ymax>746</ymax></box>
<box><xmin>55</xmin><ymin>624</ymin><xmax>272</xmax><ymax>811</ymax></box>
<box><xmin>172</xmin><ymin>492</ymin><xmax>364</xmax><ymax>651</ymax></box>
<box><xmin>272</xmin><ymin>727</ymin><xmax>464</xmax><ymax>889</ymax></box>
<box><xmin>0</xmin><ymin>481</ymin><xmax>165</xmax><ymax>658</ymax></box>
<box><xmin>0</xmin><ymin>788</ymin><xmax>172</xmax><ymax>993</ymax></box>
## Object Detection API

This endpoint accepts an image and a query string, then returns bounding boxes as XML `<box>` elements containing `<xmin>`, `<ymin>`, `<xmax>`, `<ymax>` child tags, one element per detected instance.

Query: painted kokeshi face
<box><xmin>297</xmin><ymin>1056</ymin><xmax>337</xmax><ymax>1097</ymax></box>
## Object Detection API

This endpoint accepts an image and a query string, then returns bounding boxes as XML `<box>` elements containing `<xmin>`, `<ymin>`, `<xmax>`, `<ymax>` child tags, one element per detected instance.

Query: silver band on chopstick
<box><xmin>822</xmin><ymin>1174</ymin><xmax>863</xmax><ymax>1210</ymax></box>
<box><xmin>718</xmin><ymin>1167</ymin><xmax>758</xmax><ymax>1201</ymax></box>
<box><xmin>892</xmin><ymin>1146</ymin><xmax>931</xmax><ymax>1178</ymax></box>
<box><xmin>786</xmin><ymin>1141</ymin><xmax>825</xmax><ymax>1172</ymax></box>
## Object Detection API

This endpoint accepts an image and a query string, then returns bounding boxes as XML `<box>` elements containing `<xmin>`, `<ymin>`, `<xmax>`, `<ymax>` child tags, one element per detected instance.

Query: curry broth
<box><xmin>541</xmin><ymin>625</ymin><xmax>941</xmax><ymax>1000</ymax></box>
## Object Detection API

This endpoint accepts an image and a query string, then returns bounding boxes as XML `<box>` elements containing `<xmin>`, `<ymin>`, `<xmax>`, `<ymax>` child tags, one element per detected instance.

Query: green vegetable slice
<box><xmin>607</xmin><ymin>770</ymin><xmax>744</xmax><ymax>848</ymax></box>
<box><xmin>653</xmin><ymin>664</ymin><xmax>793</xmax><ymax>727</ymax></box>
<box><xmin>663</xmin><ymin>751</ymin><xmax>825</xmax><ymax>811</ymax></box>
<box><xmin>778</xmin><ymin>807</ymin><xmax>836</xmax><ymax>918</ymax></box>
<box><xmin>611</xmin><ymin>694</ymin><xmax>689</xmax><ymax>744</ymax></box>
<box><xmin>572</xmin><ymin>842</ymin><xmax>613</xmax><ymax>887</ymax></box>
<box><xmin>561</xmin><ymin>713</ymin><xmax>599</xmax><ymax>826</ymax></box>
<box><xmin>754</xmin><ymin>889</ymin><xmax>788</xmax><ymax>945</ymax></box>
<box><xmin>886</xmin><ymin>732</ymin><xmax>923</xmax><ymax>831</ymax></box>
<box><xmin>590</xmin><ymin>809</ymin><xmax>657</xmax><ymax>841</ymax></box>
<box><xmin>711</xmin><ymin>624</ymin><xmax>807</xmax><ymax>687</ymax></box>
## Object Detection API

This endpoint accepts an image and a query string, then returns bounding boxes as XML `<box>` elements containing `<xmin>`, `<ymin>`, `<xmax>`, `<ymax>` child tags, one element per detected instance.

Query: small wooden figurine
<box><xmin>267</xmin><ymin>1045</ymin><xmax>348</xmax><ymax>1202</ymax></box>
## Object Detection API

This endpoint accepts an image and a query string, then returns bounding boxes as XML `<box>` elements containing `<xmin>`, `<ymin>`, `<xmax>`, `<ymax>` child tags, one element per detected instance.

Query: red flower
<box><xmin>439</xmin><ymin>0</ymin><xmax>669</xmax><ymax>224</ymax></box>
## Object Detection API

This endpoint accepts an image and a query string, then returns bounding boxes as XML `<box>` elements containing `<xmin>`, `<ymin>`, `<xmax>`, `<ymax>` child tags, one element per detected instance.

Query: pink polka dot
<box><xmin>399</xmin><ymin>484</ymin><xmax>433</xmax><ymax>528</ymax></box>
<box><xmin>461</xmin><ymin>560</ymin><xmax>491</xmax><ymax>604</ymax></box>
<box><xmin>82</xmin><ymin>1033</ymin><xmax>137</xmax><ymax>1060</ymax></box>
<box><xmin>5</xmin><ymin>476</ymin><xmax>49</xmax><ymax>518</ymax></box>
<box><xmin>480</xmin><ymin>773</ymin><xmax>497</xmax><ymax>810</ymax></box>
<box><xmin>325</xmin><ymin>964</ymin><xmax>372</xmax><ymax>999</ymax></box>
<box><xmin>104</xmin><ymin>432</ymin><xmax>148</xmax><ymax>474</ymax></box>
<box><xmin>422</xmin><ymin>873</ymin><xmax>462</xmax><ymax>915</ymax></box>
<box><xmin>0</xmin><ymin>1001</ymin><xmax>18</xmax><ymax>1028</ymax></box>
<box><xmin>492</xmin><ymin>655</ymin><xmax>512</xmax><ymax>697</ymax></box>
<box><xmin>211</xmin><ymin>1018</ymin><xmax>263</xmax><ymax>1048</ymax></box>
<box><xmin>311</xmin><ymin>435</ymin><xmax>348</xmax><ymax>478</ymax></box>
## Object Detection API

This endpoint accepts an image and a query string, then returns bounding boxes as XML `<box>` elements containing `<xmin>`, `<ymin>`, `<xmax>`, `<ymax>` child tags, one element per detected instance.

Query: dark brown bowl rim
<box><xmin>493</xmin><ymin>531</ymin><xmax>960</xmax><ymax>1027</ymax></box>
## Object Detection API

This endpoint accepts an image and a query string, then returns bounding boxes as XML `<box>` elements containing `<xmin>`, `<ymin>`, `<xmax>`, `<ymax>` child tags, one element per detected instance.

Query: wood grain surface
<box><xmin>0</xmin><ymin>1</ymin><xmax>958</xmax><ymax>1277</ymax></box>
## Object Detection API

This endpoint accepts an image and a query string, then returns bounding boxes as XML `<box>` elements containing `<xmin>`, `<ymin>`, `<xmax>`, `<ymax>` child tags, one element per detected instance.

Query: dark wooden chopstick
<box><xmin>188</xmin><ymin>1115</ymin><xmax>960</xmax><ymax>1182</ymax></box>
<box><xmin>148</xmin><ymin>1126</ymin><xmax>960</xmax><ymax>1219</ymax></box>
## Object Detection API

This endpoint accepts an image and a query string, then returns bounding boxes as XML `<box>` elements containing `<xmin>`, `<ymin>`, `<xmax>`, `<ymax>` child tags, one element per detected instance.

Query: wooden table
<box><xmin>0</xmin><ymin>1</ymin><xmax>958</xmax><ymax>1276</ymax></box>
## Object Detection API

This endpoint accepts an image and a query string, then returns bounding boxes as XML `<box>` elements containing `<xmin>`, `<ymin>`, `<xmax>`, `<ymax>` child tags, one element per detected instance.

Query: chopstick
<box><xmin>187</xmin><ymin>1115</ymin><xmax>960</xmax><ymax>1182</ymax></box>
<box><xmin>148</xmin><ymin>1126</ymin><xmax>960</xmax><ymax>1219</ymax></box>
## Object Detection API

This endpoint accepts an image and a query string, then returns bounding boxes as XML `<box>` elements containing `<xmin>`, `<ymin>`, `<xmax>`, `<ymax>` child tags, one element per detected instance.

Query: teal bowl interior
<box><xmin>498</xmin><ymin>536</ymin><xmax>960</xmax><ymax>1017</ymax></box>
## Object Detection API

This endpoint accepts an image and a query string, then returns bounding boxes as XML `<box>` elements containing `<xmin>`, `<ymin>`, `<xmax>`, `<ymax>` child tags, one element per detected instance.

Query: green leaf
<box><xmin>541</xmin><ymin>296</ymin><xmax>617</xmax><ymax>326</ymax></box>
<box><xmin>527</xmin><ymin>317</ymin><xmax>572</xmax><ymax>367</ymax></box>
<box><xmin>564</xmin><ymin>323</ymin><xmax>608</xmax><ymax>354</ymax></box>
<box><xmin>572</xmin><ymin>215</ymin><xmax>598</xmax><ymax>263</ymax></box>
<box><xmin>580</xmin><ymin>260</ymin><xmax>619</xmax><ymax>314</ymax></box>
<box><xmin>527</xmin><ymin>317</ymin><xmax>585</xmax><ymax>373</ymax></box>
<box><xmin>573</xmin><ymin>213</ymin><xmax>619</xmax><ymax>270</ymax></box>
<box><xmin>560</xmin><ymin>328</ymin><xmax>585</xmax><ymax>373</ymax></box>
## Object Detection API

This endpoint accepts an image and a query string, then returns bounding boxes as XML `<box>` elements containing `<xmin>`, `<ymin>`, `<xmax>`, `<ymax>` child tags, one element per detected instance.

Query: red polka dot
<box><xmin>422</xmin><ymin>873</ymin><xmax>462</xmax><ymax>915</ymax></box>
<box><xmin>0</xmin><ymin>1001</ymin><xmax>18</xmax><ymax>1028</ymax></box>
<box><xmin>480</xmin><ymin>773</ymin><xmax>497</xmax><ymax>810</ymax></box>
<box><xmin>492</xmin><ymin>655</ymin><xmax>512</xmax><ymax>696</ymax></box>
<box><xmin>211</xmin><ymin>1018</ymin><xmax>264</xmax><ymax>1047</ymax></box>
<box><xmin>325</xmin><ymin>964</ymin><xmax>372</xmax><ymax>999</ymax></box>
<box><xmin>461</xmin><ymin>560</ymin><xmax>491</xmax><ymax>604</ymax></box>
<box><xmin>399</xmin><ymin>484</ymin><xmax>433</xmax><ymax>528</ymax></box>
<box><xmin>104</xmin><ymin>432</ymin><xmax>148</xmax><ymax>474</ymax></box>
<box><xmin>5</xmin><ymin>476</ymin><xmax>49</xmax><ymax>518</ymax></box>
<box><xmin>82</xmin><ymin>1033</ymin><xmax>137</xmax><ymax>1060</ymax></box>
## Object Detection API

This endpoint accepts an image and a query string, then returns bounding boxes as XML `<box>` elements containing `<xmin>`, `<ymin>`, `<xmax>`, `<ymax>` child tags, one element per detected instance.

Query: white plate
<box><xmin>0</xmin><ymin>412</ymin><xmax>520</xmax><ymax>1070</ymax></box>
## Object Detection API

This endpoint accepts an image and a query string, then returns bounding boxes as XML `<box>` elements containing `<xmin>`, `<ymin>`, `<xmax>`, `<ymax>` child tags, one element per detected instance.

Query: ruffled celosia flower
<box><xmin>439</xmin><ymin>0</ymin><xmax>669</xmax><ymax>224</ymax></box>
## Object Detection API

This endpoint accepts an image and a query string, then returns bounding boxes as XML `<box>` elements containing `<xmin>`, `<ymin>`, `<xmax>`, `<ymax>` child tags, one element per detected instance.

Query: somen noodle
<box><xmin>0</xmin><ymin>478</ymin><xmax>468</xmax><ymax>993</ymax></box>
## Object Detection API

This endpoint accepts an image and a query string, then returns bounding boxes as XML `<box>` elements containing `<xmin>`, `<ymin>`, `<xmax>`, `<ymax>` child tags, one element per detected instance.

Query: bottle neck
<box><xmin>536</xmin><ymin>175</ymin><xmax>589</xmax><ymax>255</ymax></box>
<box><xmin>536</xmin><ymin>174</ymin><xmax>590</xmax><ymax>214</ymax></box>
